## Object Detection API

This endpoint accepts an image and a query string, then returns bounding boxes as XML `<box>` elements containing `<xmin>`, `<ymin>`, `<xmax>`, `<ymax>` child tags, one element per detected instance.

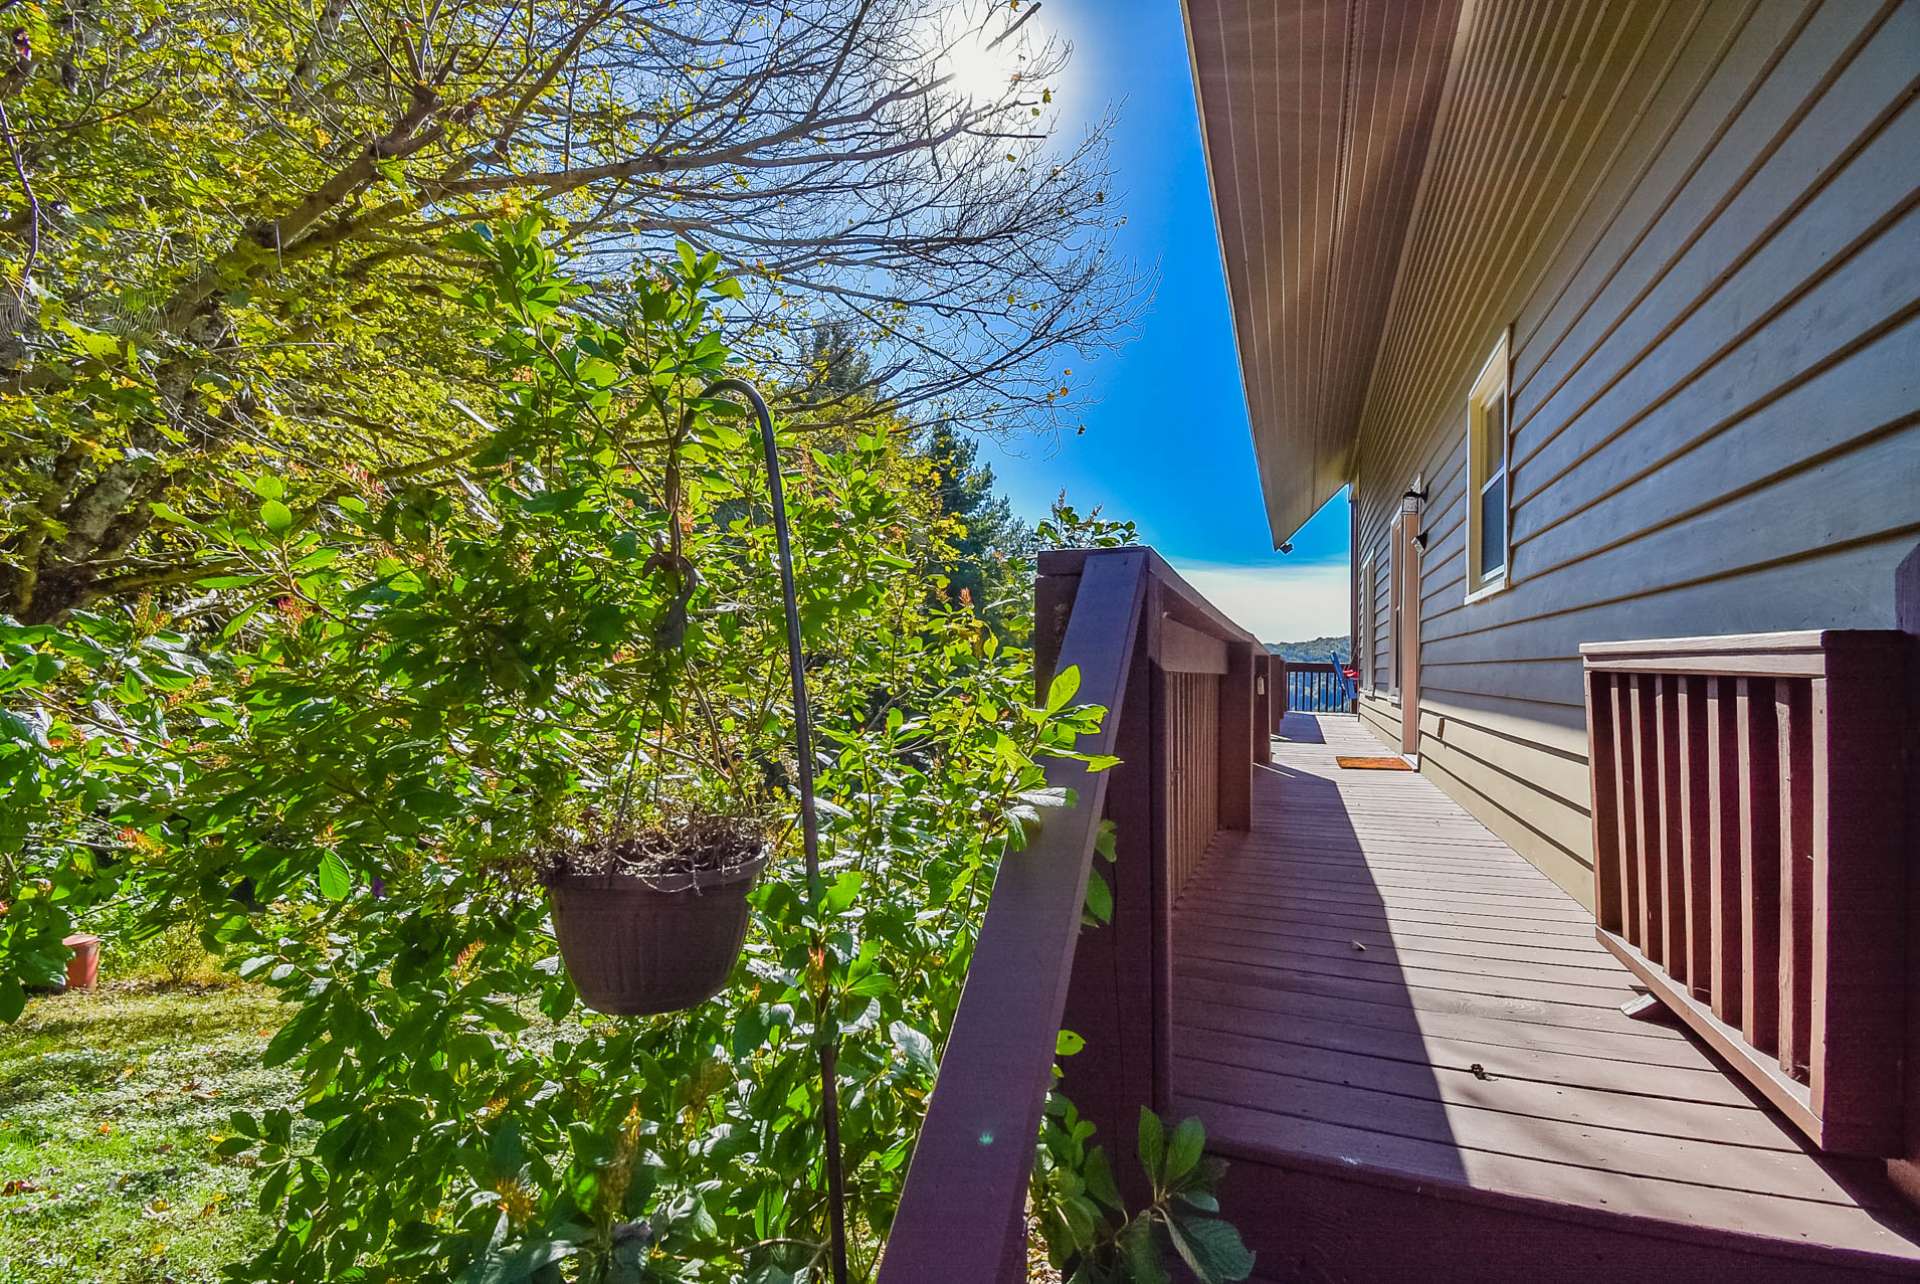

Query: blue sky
<box><xmin>977</xmin><ymin>0</ymin><xmax>1352</xmax><ymax>641</ymax></box>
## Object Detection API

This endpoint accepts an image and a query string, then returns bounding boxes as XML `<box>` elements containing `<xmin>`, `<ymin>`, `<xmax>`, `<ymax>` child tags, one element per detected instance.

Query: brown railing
<box><xmin>1582</xmin><ymin>631</ymin><xmax>1910</xmax><ymax>1156</ymax></box>
<box><xmin>1280</xmin><ymin>659</ymin><xmax>1350</xmax><ymax>713</ymax></box>
<box><xmin>882</xmin><ymin>548</ymin><xmax>1262</xmax><ymax>1281</ymax></box>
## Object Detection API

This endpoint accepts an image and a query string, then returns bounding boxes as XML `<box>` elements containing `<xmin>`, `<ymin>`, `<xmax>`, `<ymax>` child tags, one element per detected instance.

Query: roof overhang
<box><xmin>1182</xmin><ymin>0</ymin><xmax>1462</xmax><ymax>545</ymax></box>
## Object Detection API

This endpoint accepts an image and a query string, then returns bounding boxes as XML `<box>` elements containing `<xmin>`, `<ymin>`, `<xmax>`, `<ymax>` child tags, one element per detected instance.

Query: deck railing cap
<box><xmin>1037</xmin><ymin>547</ymin><xmax>1259</xmax><ymax>648</ymax></box>
<box><xmin>1580</xmin><ymin>629</ymin><xmax>1908</xmax><ymax>678</ymax></box>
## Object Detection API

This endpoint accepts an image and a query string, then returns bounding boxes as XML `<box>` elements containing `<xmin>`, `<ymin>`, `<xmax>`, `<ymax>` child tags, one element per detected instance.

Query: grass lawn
<box><xmin>0</xmin><ymin>983</ymin><xmax>295</xmax><ymax>1284</ymax></box>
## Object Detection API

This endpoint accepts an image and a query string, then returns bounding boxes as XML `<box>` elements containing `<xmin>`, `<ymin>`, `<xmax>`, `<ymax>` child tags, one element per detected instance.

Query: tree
<box><xmin>925</xmin><ymin>420</ymin><xmax>1032</xmax><ymax>631</ymax></box>
<box><xmin>0</xmin><ymin>0</ymin><xmax>1136</xmax><ymax>621</ymax></box>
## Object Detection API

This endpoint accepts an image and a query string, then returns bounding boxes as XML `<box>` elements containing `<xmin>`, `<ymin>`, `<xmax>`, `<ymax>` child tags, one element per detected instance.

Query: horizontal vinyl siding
<box><xmin>1356</xmin><ymin>692</ymin><xmax>1401</xmax><ymax>749</ymax></box>
<box><xmin>1349</xmin><ymin>0</ymin><xmax>1920</xmax><ymax>907</ymax></box>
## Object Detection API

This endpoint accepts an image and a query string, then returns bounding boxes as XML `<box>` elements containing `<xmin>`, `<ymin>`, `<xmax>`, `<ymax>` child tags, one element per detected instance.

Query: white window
<box><xmin>1465</xmin><ymin>328</ymin><xmax>1511</xmax><ymax>601</ymax></box>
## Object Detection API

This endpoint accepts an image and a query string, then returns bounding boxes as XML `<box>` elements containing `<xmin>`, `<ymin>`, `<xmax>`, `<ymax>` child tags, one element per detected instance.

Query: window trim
<box><xmin>1464</xmin><ymin>327</ymin><xmax>1513</xmax><ymax>604</ymax></box>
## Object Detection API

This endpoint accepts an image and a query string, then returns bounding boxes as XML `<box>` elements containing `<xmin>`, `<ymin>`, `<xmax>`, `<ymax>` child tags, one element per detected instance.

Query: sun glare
<box><xmin>946</xmin><ymin>28</ymin><xmax>1019</xmax><ymax>101</ymax></box>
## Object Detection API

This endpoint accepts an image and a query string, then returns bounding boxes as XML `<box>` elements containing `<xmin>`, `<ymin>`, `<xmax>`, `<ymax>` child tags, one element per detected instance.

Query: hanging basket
<box><xmin>546</xmin><ymin>849</ymin><xmax>766</xmax><ymax>1016</ymax></box>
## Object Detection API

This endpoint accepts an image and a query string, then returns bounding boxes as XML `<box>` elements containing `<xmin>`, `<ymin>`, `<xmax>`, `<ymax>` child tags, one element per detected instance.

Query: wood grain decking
<box><xmin>1172</xmin><ymin>713</ymin><xmax>1920</xmax><ymax>1281</ymax></box>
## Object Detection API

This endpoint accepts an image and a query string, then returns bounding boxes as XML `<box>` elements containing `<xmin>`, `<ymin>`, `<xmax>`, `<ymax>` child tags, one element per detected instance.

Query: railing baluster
<box><xmin>1587</xmin><ymin>673</ymin><xmax>1623</xmax><ymax>936</ymax></box>
<box><xmin>1777</xmin><ymin>679</ymin><xmax>1813</xmax><ymax>1083</ymax></box>
<box><xmin>1656</xmin><ymin>676</ymin><xmax>1686</xmax><ymax>984</ymax></box>
<box><xmin>1609</xmin><ymin>675</ymin><xmax>1640</xmax><ymax>949</ymax></box>
<box><xmin>1736</xmin><ymin>677</ymin><xmax>1780</xmax><ymax>1057</ymax></box>
<box><xmin>1707</xmin><ymin>676</ymin><xmax>1743</xmax><ymax>1026</ymax></box>
<box><xmin>1677</xmin><ymin>676</ymin><xmax>1712</xmax><ymax>1000</ymax></box>
<box><xmin>1631</xmin><ymin>675</ymin><xmax>1661</xmax><ymax>962</ymax></box>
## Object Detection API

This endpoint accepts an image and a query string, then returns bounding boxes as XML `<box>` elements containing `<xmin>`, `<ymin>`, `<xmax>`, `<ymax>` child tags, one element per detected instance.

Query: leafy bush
<box><xmin>1</xmin><ymin>226</ymin><xmax>1126</xmax><ymax>1281</ymax></box>
<box><xmin>1034</xmin><ymin>1102</ymin><xmax>1254</xmax><ymax>1284</ymax></box>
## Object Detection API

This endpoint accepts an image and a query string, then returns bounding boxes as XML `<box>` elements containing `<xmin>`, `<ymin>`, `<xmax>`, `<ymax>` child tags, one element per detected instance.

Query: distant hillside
<box><xmin>1263</xmin><ymin>635</ymin><xmax>1351</xmax><ymax>663</ymax></box>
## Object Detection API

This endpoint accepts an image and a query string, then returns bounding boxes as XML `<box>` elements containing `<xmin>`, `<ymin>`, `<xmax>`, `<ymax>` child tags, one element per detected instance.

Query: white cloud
<box><xmin>1166</xmin><ymin>560</ymin><xmax>1351</xmax><ymax>644</ymax></box>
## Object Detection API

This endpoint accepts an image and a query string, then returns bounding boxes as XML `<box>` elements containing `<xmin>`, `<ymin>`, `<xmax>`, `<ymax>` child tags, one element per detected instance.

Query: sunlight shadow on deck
<box><xmin>1166</xmin><ymin>713</ymin><xmax>1920</xmax><ymax>1281</ymax></box>
<box><xmin>1272</xmin><ymin>716</ymin><xmax>1325</xmax><ymax>744</ymax></box>
<box><xmin>1169</xmin><ymin>720</ymin><xmax>1467</xmax><ymax>1187</ymax></box>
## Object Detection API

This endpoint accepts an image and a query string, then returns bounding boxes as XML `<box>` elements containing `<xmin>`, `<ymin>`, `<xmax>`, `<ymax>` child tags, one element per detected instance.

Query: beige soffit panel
<box><xmin>1182</xmin><ymin>0</ymin><xmax>1462</xmax><ymax>545</ymax></box>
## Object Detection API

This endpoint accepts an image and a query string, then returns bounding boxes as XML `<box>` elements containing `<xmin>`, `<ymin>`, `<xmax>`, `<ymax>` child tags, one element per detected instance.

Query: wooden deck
<box><xmin>1172</xmin><ymin>713</ymin><xmax>1920</xmax><ymax>1282</ymax></box>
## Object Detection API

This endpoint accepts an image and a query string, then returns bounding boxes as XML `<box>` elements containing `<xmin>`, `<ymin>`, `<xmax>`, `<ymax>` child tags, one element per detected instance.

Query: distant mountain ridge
<box><xmin>1263</xmin><ymin>635</ymin><xmax>1351</xmax><ymax>663</ymax></box>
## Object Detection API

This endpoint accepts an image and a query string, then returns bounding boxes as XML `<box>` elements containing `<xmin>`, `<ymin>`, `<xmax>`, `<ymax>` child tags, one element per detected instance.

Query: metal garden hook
<box><xmin>699</xmin><ymin>377</ymin><xmax>849</xmax><ymax>1284</ymax></box>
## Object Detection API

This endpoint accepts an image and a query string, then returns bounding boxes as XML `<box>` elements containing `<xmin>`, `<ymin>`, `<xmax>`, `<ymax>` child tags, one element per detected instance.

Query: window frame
<box><xmin>1464</xmin><ymin>327</ymin><xmax>1513</xmax><ymax>603</ymax></box>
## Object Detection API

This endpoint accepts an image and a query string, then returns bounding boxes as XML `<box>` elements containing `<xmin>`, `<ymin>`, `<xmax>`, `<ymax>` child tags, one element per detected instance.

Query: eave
<box><xmin>1181</xmin><ymin>0</ymin><xmax>1461</xmax><ymax>545</ymax></box>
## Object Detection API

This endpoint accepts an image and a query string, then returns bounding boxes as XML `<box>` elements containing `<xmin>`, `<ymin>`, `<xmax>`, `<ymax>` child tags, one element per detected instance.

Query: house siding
<box><xmin>1351</xmin><ymin>0</ymin><xmax>1920</xmax><ymax>908</ymax></box>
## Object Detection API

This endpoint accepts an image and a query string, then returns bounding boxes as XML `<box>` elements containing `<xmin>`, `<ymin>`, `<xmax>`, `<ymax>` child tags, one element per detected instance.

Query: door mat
<box><xmin>1335</xmin><ymin>756</ymin><xmax>1413</xmax><ymax>771</ymax></box>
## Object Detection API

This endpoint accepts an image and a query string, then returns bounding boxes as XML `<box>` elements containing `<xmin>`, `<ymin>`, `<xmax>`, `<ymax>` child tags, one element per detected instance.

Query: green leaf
<box><xmin>1137</xmin><ymin>1107</ymin><xmax>1165</xmax><ymax>1184</ymax></box>
<box><xmin>1118</xmin><ymin>1215</ymin><xmax>1170</xmax><ymax>1284</ymax></box>
<box><xmin>221</xmin><ymin>600</ymin><xmax>265</xmax><ymax>639</ymax></box>
<box><xmin>253</xmin><ymin>475</ymin><xmax>285</xmax><ymax>501</ymax></box>
<box><xmin>290</xmin><ymin>548</ymin><xmax>340</xmax><ymax>572</ymax></box>
<box><xmin>488</xmin><ymin>1121</ymin><xmax>525</xmax><ymax>1177</ymax></box>
<box><xmin>1166</xmin><ymin>1214</ymin><xmax>1255</xmax><ymax>1283</ymax></box>
<box><xmin>1165</xmin><ymin>1117</ymin><xmax>1205</xmax><ymax>1185</ymax></box>
<box><xmin>733</xmin><ymin>1006</ymin><xmax>771</xmax><ymax>1059</ymax></box>
<box><xmin>260</xmin><ymin>499</ymin><xmax>294</xmax><ymax>533</ymax></box>
<box><xmin>583</xmin><ymin>603</ymin><xmax>626</xmax><ymax>645</ymax></box>
<box><xmin>1082</xmin><ymin>869</ymin><xmax>1112</xmax><ymax>925</ymax></box>
<box><xmin>317</xmin><ymin>850</ymin><xmax>352</xmax><ymax>901</ymax></box>
<box><xmin>890</xmin><ymin>1021</ymin><xmax>935</xmax><ymax>1075</ymax></box>
<box><xmin>823</xmin><ymin>869</ymin><xmax>862</xmax><ymax>913</ymax></box>
<box><xmin>1055</xmin><ymin>1028</ymin><xmax>1085</xmax><ymax>1057</ymax></box>
<box><xmin>1083</xmin><ymin>1145</ymin><xmax>1124</xmax><ymax>1213</ymax></box>
<box><xmin>458</xmin><ymin>1226</ymin><xmax>588</xmax><ymax>1284</ymax></box>
<box><xmin>148</xmin><ymin>502</ymin><xmax>199</xmax><ymax>528</ymax></box>
<box><xmin>1045</xmin><ymin>663</ymin><xmax>1081</xmax><ymax>712</ymax></box>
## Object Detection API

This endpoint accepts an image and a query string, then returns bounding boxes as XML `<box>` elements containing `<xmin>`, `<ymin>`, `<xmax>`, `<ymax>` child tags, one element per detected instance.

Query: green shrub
<box><xmin>2</xmin><ymin>227</ymin><xmax>1116</xmax><ymax>1282</ymax></box>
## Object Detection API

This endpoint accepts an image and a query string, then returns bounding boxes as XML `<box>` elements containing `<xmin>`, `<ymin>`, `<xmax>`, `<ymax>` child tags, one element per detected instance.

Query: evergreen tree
<box><xmin>925</xmin><ymin>423</ymin><xmax>1034</xmax><ymax>635</ymax></box>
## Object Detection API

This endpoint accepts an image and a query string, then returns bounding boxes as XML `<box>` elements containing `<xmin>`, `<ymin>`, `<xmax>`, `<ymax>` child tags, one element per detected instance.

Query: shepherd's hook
<box><xmin>700</xmin><ymin>377</ymin><xmax>848</xmax><ymax>1284</ymax></box>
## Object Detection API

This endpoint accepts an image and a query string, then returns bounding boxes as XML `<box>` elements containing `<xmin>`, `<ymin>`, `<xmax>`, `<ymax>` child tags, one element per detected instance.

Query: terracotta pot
<box><xmin>546</xmin><ymin>852</ymin><xmax>765</xmax><ymax>1016</ymax></box>
<box><xmin>63</xmin><ymin>933</ymin><xmax>100</xmax><ymax>990</ymax></box>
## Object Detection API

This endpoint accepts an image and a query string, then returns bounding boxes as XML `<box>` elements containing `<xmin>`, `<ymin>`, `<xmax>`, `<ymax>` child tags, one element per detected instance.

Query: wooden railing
<box><xmin>882</xmin><ymin>548</ymin><xmax>1262</xmax><ymax>1281</ymax></box>
<box><xmin>1280</xmin><ymin>660</ymin><xmax>1350</xmax><ymax>713</ymax></box>
<box><xmin>1582</xmin><ymin>631</ymin><xmax>1911</xmax><ymax>1156</ymax></box>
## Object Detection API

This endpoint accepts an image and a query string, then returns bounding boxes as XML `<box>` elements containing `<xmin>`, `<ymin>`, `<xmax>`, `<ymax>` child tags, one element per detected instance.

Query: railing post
<box><xmin>1034</xmin><ymin>568</ymin><xmax>1079</xmax><ymax>704</ymax></box>
<box><xmin>1893</xmin><ymin>543</ymin><xmax>1920</xmax><ymax>1202</ymax></box>
<box><xmin>1253</xmin><ymin>654</ymin><xmax>1273</xmax><ymax>765</ymax></box>
<box><xmin>1275</xmin><ymin>658</ymin><xmax>1290</xmax><ymax>720</ymax></box>
<box><xmin>1217</xmin><ymin>640</ymin><xmax>1254</xmax><ymax>831</ymax></box>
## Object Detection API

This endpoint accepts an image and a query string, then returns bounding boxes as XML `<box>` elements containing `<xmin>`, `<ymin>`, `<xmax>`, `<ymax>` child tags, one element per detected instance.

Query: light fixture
<box><xmin>1412</xmin><ymin>531</ymin><xmax>1430</xmax><ymax>553</ymax></box>
<box><xmin>1401</xmin><ymin>485</ymin><xmax>1428</xmax><ymax>514</ymax></box>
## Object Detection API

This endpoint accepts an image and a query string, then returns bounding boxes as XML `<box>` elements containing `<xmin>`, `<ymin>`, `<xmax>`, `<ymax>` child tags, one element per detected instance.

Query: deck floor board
<box><xmin>1171</xmin><ymin>713</ymin><xmax>1920</xmax><ymax>1270</ymax></box>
